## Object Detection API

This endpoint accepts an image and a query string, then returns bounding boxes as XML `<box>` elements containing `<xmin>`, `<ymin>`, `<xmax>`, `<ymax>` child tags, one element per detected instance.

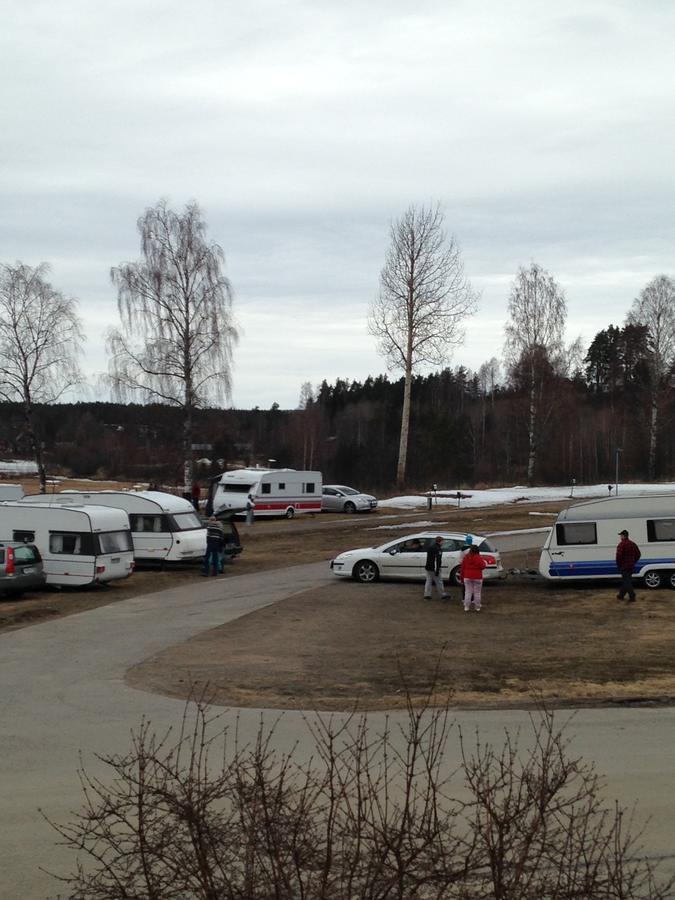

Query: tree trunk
<box><xmin>526</xmin><ymin>376</ymin><xmax>537</xmax><ymax>486</ymax></box>
<box><xmin>23</xmin><ymin>396</ymin><xmax>47</xmax><ymax>493</ymax></box>
<box><xmin>648</xmin><ymin>394</ymin><xmax>658</xmax><ymax>480</ymax></box>
<box><xmin>396</xmin><ymin>367</ymin><xmax>412</xmax><ymax>487</ymax></box>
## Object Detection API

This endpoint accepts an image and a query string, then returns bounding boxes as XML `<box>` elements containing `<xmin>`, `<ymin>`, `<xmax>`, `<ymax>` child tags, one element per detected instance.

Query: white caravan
<box><xmin>208</xmin><ymin>468</ymin><xmax>322</xmax><ymax>519</ymax></box>
<box><xmin>0</xmin><ymin>502</ymin><xmax>134</xmax><ymax>587</ymax></box>
<box><xmin>20</xmin><ymin>491</ymin><xmax>206</xmax><ymax>563</ymax></box>
<box><xmin>539</xmin><ymin>494</ymin><xmax>675</xmax><ymax>589</ymax></box>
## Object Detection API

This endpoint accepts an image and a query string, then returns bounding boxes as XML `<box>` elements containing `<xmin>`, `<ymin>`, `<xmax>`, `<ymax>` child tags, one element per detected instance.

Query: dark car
<box><xmin>0</xmin><ymin>540</ymin><xmax>46</xmax><ymax>597</ymax></box>
<box><xmin>221</xmin><ymin>516</ymin><xmax>242</xmax><ymax>560</ymax></box>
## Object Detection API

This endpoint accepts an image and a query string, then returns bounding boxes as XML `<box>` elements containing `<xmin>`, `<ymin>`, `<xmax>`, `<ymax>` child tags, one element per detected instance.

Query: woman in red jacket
<box><xmin>460</xmin><ymin>545</ymin><xmax>487</xmax><ymax>611</ymax></box>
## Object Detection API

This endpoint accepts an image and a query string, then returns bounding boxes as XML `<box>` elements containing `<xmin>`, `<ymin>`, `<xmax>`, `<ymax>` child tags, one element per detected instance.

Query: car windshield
<box><xmin>171</xmin><ymin>512</ymin><xmax>203</xmax><ymax>531</ymax></box>
<box><xmin>14</xmin><ymin>545</ymin><xmax>40</xmax><ymax>563</ymax></box>
<box><xmin>337</xmin><ymin>486</ymin><xmax>359</xmax><ymax>495</ymax></box>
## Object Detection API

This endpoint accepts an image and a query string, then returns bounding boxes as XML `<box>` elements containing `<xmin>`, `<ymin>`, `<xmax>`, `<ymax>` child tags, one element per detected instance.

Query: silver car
<box><xmin>0</xmin><ymin>540</ymin><xmax>46</xmax><ymax>597</ymax></box>
<box><xmin>330</xmin><ymin>531</ymin><xmax>503</xmax><ymax>585</ymax></box>
<box><xmin>322</xmin><ymin>485</ymin><xmax>378</xmax><ymax>514</ymax></box>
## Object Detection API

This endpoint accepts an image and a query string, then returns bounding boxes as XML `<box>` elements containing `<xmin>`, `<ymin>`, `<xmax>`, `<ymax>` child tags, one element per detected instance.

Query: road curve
<box><xmin>1</xmin><ymin>555</ymin><xmax>673</xmax><ymax>897</ymax></box>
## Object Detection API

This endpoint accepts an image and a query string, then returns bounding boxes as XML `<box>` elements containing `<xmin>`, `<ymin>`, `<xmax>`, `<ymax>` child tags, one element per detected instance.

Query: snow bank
<box><xmin>381</xmin><ymin>483</ymin><xmax>675</xmax><ymax>510</ymax></box>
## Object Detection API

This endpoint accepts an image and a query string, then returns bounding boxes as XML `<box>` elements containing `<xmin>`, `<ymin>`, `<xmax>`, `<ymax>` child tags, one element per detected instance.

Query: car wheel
<box><xmin>450</xmin><ymin>566</ymin><xmax>461</xmax><ymax>587</ymax></box>
<box><xmin>344</xmin><ymin>501</ymin><xmax>357</xmax><ymax>514</ymax></box>
<box><xmin>669</xmin><ymin>571</ymin><xmax>675</xmax><ymax>590</ymax></box>
<box><xmin>643</xmin><ymin>570</ymin><xmax>662</xmax><ymax>590</ymax></box>
<box><xmin>353</xmin><ymin>560</ymin><xmax>379</xmax><ymax>583</ymax></box>
<box><xmin>285</xmin><ymin>507</ymin><xmax>295</xmax><ymax>519</ymax></box>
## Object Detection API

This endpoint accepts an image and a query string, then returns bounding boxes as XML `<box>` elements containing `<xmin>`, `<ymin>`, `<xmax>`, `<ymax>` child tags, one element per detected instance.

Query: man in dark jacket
<box><xmin>616</xmin><ymin>529</ymin><xmax>641</xmax><ymax>602</ymax></box>
<box><xmin>203</xmin><ymin>515</ymin><xmax>224</xmax><ymax>576</ymax></box>
<box><xmin>424</xmin><ymin>536</ymin><xmax>449</xmax><ymax>602</ymax></box>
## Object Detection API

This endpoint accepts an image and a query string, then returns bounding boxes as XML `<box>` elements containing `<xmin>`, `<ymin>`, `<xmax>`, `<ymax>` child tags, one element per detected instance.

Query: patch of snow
<box><xmin>381</xmin><ymin>483</ymin><xmax>675</xmax><ymax>510</ymax></box>
<box><xmin>528</xmin><ymin>511</ymin><xmax>558</xmax><ymax>517</ymax></box>
<box><xmin>368</xmin><ymin>520</ymin><xmax>435</xmax><ymax>531</ymax></box>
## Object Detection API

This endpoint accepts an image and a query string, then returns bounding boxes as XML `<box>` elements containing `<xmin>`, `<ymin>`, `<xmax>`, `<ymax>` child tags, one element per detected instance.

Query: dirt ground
<box><xmin>4</xmin><ymin>480</ymin><xmax>675</xmax><ymax>710</ymax></box>
<box><xmin>127</xmin><ymin>553</ymin><xmax>675</xmax><ymax>711</ymax></box>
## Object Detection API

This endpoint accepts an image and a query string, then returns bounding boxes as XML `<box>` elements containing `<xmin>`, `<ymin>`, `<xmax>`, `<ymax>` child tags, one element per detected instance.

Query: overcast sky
<box><xmin>1</xmin><ymin>0</ymin><xmax>673</xmax><ymax>409</ymax></box>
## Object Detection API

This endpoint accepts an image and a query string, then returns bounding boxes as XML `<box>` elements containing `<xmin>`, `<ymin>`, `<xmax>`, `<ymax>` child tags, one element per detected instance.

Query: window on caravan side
<box><xmin>304</xmin><ymin>483</ymin><xmax>315</xmax><ymax>493</ymax></box>
<box><xmin>647</xmin><ymin>519</ymin><xmax>675</xmax><ymax>542</ymax></box>
<box><xmin>97</xmin><ymin>531</ymin><xmax>133</xmax><ymax>554</ymax></box>
<box><xmin>261</xmin><ymin>483</ymin><xmax>271</xmax><ymax>494</ymax></box>
<box><xmin>129</xmin><ymin>514</ymin><xmax>165</xmax><ymax>533</ymax></box>
<box><xmin>555</xmin><ymin>523</ymin><xmax>597</xmax><ymax>545</ymax></box>
<box><xmin>13</xmin><ymin>530</ymin><xmax>35</xmax><ymax>543</ymax></box>
<box><xmin>222</xmin><ymin>483</ymin><xmax>254</xmax><ymax>493</ymax></box>
<box><xmin>49</xmin><ymin>532</ymin><xmax>95</xmax><ymax>555</ymax></box>
<box><xmin>278</xmin><ymin>482</ymin><xmax>286</xmax><ymax>490</ymax></box>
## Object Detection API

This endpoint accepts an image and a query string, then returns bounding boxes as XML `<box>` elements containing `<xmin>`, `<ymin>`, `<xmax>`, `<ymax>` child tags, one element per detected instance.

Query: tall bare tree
<box><xmin>369</xmin><ymin>204</ymin><xmax>478</xmax><ymax>486</ymax></box>
<box><xmin>504</xmin><ymin>263</ymin><xmax>567</xmax><ymax>485</ymax></box>
<box><xmin>0</xmin><ymin>263</ymin><xmax>83</xmax><ymax>492</ymax></box>
<box><xmin>627</xmin><ymin>274</ymin><xmax>675</xmax><ymax>479</ymax></box>
<box><xmin>108</xmin><ymin>200</ymin><xmax>238</xmax><ymax>493</ymax></box>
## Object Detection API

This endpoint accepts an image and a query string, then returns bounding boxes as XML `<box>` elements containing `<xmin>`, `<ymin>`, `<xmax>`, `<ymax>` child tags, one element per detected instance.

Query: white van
<box><xmin>20</xmin><ymin>491</ymin><xmax>206</xmax><ymax>563</ymax></box>
<box><xmin>0</xmin><ymin>502</ymin><xmax>134</xmax><ymax>587</ymax></box>
<box><xmin>208</xmin><ymin>468</ymin><xmax>322</xmax><ymax>519</ymax></box>
<box><xmin>539</xmin><ymin>494</ymin><xmax>675</xmax><ymax>589</ymax></box>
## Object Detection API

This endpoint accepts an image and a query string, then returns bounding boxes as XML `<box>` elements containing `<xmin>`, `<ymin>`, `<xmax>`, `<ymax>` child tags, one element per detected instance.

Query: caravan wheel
<box><xmin>669</xmin><ymin>571</ymin><xmax>675</xmax><ymax>590</ymax></box>
<box><xmin>285</xmin><ymin>507</ymin><xmax>295</xmax><ymax>519</ymax></box>
<box><xmin>643</xmin><ymin>570</ymin><xmax>662</xmax><ymax>590</ymax></box>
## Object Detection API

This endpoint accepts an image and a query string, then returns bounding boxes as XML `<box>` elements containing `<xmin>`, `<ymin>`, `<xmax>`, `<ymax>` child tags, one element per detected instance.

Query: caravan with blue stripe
<box><xmin>539</xmin><ymin>494</ymin><xmax>675</xmax><ymax>590</ymax></box>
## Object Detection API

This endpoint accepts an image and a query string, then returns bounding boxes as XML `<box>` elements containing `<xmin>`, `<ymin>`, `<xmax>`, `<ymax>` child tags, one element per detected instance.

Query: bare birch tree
<box><xmin>504</xmin><ymin>263</ymin><xmax>566</xmax><ymax>485</ymax></box>
<box><xmin>108</xmin><ymin>200</ymin><xmax>238</xmax><ymax>493</ymax></box>
<box><xmin>0</xmin><ymin>263</ymin><xmax>84</xmax><ymax>492</ymax></box>
<box><xmin>627</xmin><ymin>274</ymin><xmax>675</xmax><ymax>479</ymax></box>
<box><xmin>369</xmin><ymin>204</ymin><xmax>478</xmax><ymax>486</ymax></box>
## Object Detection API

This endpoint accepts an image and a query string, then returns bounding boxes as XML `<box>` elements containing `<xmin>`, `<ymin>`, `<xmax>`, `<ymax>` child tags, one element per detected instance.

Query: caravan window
<box><xmin>49</xmin><ymin>532</ymin><xmax>95</xmax><ymax>555</ymax></box>
<box><xmin>555</xmin><ymin>523</ymin><xmax>597</xmax><ymax>545</ymax></box>
<box><xmin>13</xmin><ymin>530</ymin><xmax>35</xmax><ymax>543</ymax></box>
<box><xmin>261</xmin><ymin>483</ymin><xmax>271</xmax><ymax>494</ymax></box>
<box><xmin>97</xmin><ymin>531</ymin><xmax>133</xmax><ymax>554</ymax></box>
<box><xmin>170</xmin><ymin>512</ymin><xmax>202</xmax><ymax>531</ymax></box>
<box><xmin>278</xmin><ymin>482</ymin><xmax>286</xmax><ymax>490</ymax></box>
<box><xmin>129</xmin><ymin>514</ymin><xmax>167</xmax><ymax>533</ymax></box>
<box><xmin>303</xmin><ymin>482</ymin><xmax>316</xmax><ymax>493</ymax></box>
<box><xmin>222</xmin><ymin>483</ymin><xmax>254</xmax><ymax>493</ymax></box>
<box><xmin>647</xmin><ymin>519</ymin><xmax>675</xmax><ymax>542</ymax></box>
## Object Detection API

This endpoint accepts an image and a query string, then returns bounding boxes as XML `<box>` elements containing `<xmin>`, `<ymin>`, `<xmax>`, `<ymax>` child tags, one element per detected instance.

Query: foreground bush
<box><xmin>47</xmin><ymin>694</ymin><xmax>671</xmax><ymax>899</ymax></box>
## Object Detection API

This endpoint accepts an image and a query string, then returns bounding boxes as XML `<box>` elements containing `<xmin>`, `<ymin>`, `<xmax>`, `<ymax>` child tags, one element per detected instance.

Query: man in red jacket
<box><xmin>616</xmin><ymin>529</ymin><xmax>641</xmax><ymax>602</ymax></box>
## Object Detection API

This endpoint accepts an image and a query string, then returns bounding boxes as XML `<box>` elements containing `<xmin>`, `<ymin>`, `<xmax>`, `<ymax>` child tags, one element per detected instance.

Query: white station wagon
<box><xmin>330</xmin><ymin>531</ymin><xmax>503</xmax><ymax>585</ymax></box>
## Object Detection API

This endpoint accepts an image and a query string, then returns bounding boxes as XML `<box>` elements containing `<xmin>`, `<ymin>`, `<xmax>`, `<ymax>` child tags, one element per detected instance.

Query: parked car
<box><xmin>220</xmin><ymin>515</ymin><xmax>243</xmax><ymax>560</ymax></box>
<box><xmin>0</xmin><ymin>540</ymin><xmax>46</xmax><ymax>597</ymax></box>
<box><xmin>322</xmin><ymin>485</ymin><xmax>377</xmax><ymax>514</ymax></box>
<box><xmin>330</xmin><ymin>531</ymin><xmax>503</xmax><ymax>585</ymax></box>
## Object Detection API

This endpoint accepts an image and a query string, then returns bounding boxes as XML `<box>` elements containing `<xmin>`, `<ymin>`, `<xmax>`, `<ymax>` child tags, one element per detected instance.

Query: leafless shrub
<box><xmin>46</xmin><ymin>693</ymin><xmax>671</xmax><ymax>899</ymax></box>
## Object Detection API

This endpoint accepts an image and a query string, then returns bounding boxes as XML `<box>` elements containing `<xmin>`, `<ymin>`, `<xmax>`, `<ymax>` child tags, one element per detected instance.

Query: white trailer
<box><xmin>208</xmin><ymin>468</ymin><xmax>322</xmax><ymax>519</ymax></box>
<box><xmin>539</xmin><ymin>494</ymin><xmax>675</xmax><ymax>589</ymax></box>
<box><xmin>0</xmin><ymin>502</ymin><xmax>134</xmax><ymax>587</ymax></box>
<box><xmin>20</xmin><ymin>491</ymin><xmax>206</xmax><ymax>563</ymax></box>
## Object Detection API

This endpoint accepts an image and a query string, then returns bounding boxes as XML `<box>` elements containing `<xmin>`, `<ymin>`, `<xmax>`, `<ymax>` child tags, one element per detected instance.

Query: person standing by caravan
<box><xmin>616</xmin><ymin>529</ymin><xmax>641</xmax><ymax>602</ymax></box>
<box><xmin>460</xmin><ymin>544</ymin><xmax>487</xmax><ymax>611</ymax></box>
<box><xmin>423</xmin><ymin>536</ymin><xmax>449</xmax><ymax>602</ymax></box>
<box><xmin>203</xmin><ymin>516</ymin><xmax>224</xmax><ymax>576</ymax></box>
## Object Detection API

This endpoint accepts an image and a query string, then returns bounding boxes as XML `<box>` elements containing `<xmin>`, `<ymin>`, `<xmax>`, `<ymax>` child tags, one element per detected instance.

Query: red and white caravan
<box><xmin>209</xmin><ymin>468</ymin><xmax>322</xmax><ymax>519</ymax></box>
